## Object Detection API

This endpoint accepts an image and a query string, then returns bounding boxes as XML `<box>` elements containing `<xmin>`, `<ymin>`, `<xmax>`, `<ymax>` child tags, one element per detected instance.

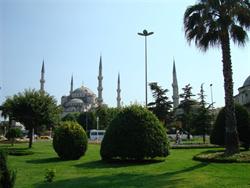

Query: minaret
<box><xmin>40</xmin><ymin>60</ymin><xmax>45</xmax><ymax>93</ymax></box>
<box><xmin>117</xmin><ymin>73</ymin><xmax>121</xmax><ymax>108</ymax></box>
<box><xmin>172</xmin><ymin>59</ymin><xmax>179</xmax><ymax>108</ymax></box>
<box><xmin>97</xmin><ymin>56</ymin><xmax>103</xmax><ymax>106</ymax></box>
<box><xmin>70</xmin><ymin>75</ymin><xmax>73</xmax><ymax>94</ymax></box>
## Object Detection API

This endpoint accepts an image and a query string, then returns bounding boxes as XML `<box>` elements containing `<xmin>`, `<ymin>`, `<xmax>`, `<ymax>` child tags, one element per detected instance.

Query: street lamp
<box><xmin>138</xmin><ymin>29</ymin><xmax>154</xmax><ymax>107</ymax></box>
<box><xmin>210</xmin><ymin>84</ymin><xmax>214</xmax><ymax>109</ymax></box>
<box><xmin>96</xmin><ymin>116</ymin><xmax>99</xmax><ymax>142</ymax></box>
<box><xmin>210</xmin><ymin>84</ymin><xmax>215</xmax><ymax>122</ymax></box>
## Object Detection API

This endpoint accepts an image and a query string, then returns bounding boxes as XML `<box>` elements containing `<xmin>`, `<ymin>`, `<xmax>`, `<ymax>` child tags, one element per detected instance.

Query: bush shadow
<box><xmin>75</xmin><ymin>159</ymin><xmax>164</xmax><ymax>169</ymax></box>
<box><xmin>0</xmin><ymin>146</ymin><xmax>29</xmax><ymax>151</ymax></box>
<box><xmin>36</xmin><ymin>162</ymin><xmax>208</xmax><ymax>188</ymax></box>
<box><xmin>36</xmin><ymin>173</ymin><xmax>184</xmax><ymax>188</ymax></box>
<box><xmin>161</xmin><ymin>162</ymin><xmax>209</xmax><ymax>176</ymax></box>
<box><xmin>26</xmin><ymin>157</ymin><xmax>61</xmax><ymax>164</ymax></box>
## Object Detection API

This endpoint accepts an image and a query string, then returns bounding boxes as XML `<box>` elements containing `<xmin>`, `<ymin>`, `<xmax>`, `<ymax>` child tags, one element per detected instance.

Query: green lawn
<box><xmin>3</xmin><ymin>141</ymin><xmax>250</xmax><ymax>188</ymax></box>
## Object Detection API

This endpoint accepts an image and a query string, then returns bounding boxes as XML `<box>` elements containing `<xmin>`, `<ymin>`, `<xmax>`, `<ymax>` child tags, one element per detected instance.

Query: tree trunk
<box><xmin>11</xmin><ymin>138</ymin><xmax>14</xmax><ymax>146</ymax></box>
<box><xmin>221</xmin><ymin>31</ymin><xmax>240</xmax><ymax>155</ymax></box>
<box><xmin>203</xmin><ymin>134</ymin><xmax>205</xmax><ymax>144</ymax></box>
<box><xmin>28</xmin><ymin>128</ymin><xmax>33</xmax><ymax>148</ymax></box>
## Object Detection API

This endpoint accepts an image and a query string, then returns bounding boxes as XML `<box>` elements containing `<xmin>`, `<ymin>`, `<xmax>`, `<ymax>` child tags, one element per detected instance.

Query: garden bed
<box><xmin>171</xmin><ymin>144</ymin><xmax>219</xmax><ymax>149</ymax></box>
<box><xmin>193</xmin><ymin>150</ymin><xmax>250</xmax><ymax>163</ymax></box>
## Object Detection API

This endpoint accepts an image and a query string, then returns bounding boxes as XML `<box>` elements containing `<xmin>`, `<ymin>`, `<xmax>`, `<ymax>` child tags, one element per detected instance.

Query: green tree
<box><xmin>96</xmin><ymin>106</ymin><xmax>120</xmax><ymax>130</ymax></box>
<box><xmin>1</xmin><ymin>89</ymin><xmax>61</xmax><ymax>148</ymax></box>
<box><xmin>211</xmin><ymin>104</ymin><xmax>250</xmax><ymax>150</ymax></box>
<box><xmin>5</xmin><ymin>128</ymin><xmax>22</xmax><ymax>146</ymax></box>
<box><xmin>95</xmin><ymin>106</ymin><xmax>109</xmax><ymax>130</ymax></box>
<box><xmin>193</xmin><ymin>84</ymin><xmax>212</xmax><ymax>143</ymax></box>
<box><xmin>179</xmin><ymin>84</ymin><xmax>196</xmax><ymax>139</ymax></box>
<box><xmin>77</xmin><ymin>111</ymin><xmax>96</xmax><ymax>132</ymax></box>
<box><xmin>61</xmin><ymin>112</ymin><xmax>80</xmax><ymax>122</ymax></box>
<box><xmin>147</xmin><ymin>82</ymin><xmax>172</xmax><ymax>125</ymax></box>
<box><xmin>184</xmin><ymin>0</ymin><xmax>250</xmax><ymax>154</ymax></box>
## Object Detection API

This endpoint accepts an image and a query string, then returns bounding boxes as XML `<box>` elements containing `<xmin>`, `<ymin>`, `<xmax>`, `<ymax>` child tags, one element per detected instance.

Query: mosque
<box><xmin>39</xmin><ymin>56</ymin><xmax>122</xmax><ymax>117</ymax></box>
<box><xmin>39</xmin><ymin>57</ymin><xmax>180</xmax><ymax>116</ymax></box>
<box><xmin>42</xmin><ymin>55</ymin><xmax>247</xmax><ymax>117</ymax></box>
<box><xmin>40</xmin><ymin>54</ymin><xmax>250</xmax><ymax>117</ymax></box>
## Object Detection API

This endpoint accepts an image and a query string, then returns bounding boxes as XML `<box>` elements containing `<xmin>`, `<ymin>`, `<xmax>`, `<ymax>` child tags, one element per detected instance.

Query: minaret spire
<box><xmin>97</xmin><ymin>55</ymin><xmax>103</xmax><ymax>106</ymax></box>
<box><xmin>70</xmin><ymin>74</ymin><xmax>73</xmax><ymax>94</ymax></box>
<box><xmin>40</xmin><ymin>60</ymin><xmax>45</xmax><ymax>93</ymax></box>
<box><xmin>172</xmin><ymin>58</ymin><xmax>179</xmax><ymax>108</ymax></box>
<box><xmin>117</xmin><ymin>73</ymin><xmax>121</xmax><ymax>108</ymax></box>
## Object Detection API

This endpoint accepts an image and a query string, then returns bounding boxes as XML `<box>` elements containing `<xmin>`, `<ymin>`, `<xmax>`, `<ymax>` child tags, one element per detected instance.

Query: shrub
<box><xmin>53</xmin><ymin>121</ymin><xmax>88</xmax><ymax>160</ymax></box>
<box><xmin>44</xmin><ymin>169</ymin><xmax>56</xmax><ymax>183</ymax></box>
<box><xmin>210</xmin><ymin>104</ymin><xmax>250</xmax><ymax>150</ymax></box>
<box><xmin>100</xmin><ymin>105</ymin><xmax>170</xmax><ymax>161</ymax></box>
<box><xmin>0</xmin><ymin>150</ymin><xmax>16</xmax><ymax>188</ymax></box>
<box><xmin>5</xmin><ymin>128</ymin><xmax>22</xmax><ymax>146</ymax></box>
<box><xmin>193</xmin><ymin>150</ymin><xmax>250</xmax><ymax>163</ymax></box>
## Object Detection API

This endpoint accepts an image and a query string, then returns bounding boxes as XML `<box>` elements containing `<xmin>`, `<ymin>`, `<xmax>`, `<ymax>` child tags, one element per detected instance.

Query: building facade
<box><xmin>61</xmin><ymin>79</ymin><xmax>98</xmax><ymax>117</ymax></box>
<box><xmin>234</xmin><ymin>75</ymin><xmax>250</xmax><ymax>110</ymax></box>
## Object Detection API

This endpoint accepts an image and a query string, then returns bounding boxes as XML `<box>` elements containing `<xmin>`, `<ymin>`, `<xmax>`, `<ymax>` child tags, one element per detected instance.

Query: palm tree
<box><xmin>184</xmin><ymin>0</ymin><xmax>250</xmax><ymax>155</ymax></box>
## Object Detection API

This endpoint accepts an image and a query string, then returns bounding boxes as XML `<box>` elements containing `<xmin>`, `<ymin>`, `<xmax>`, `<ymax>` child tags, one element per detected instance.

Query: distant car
<box><xmin>89</xmin><ymin>129</ymin><xmax>105</xmax><ymax>141</ymax></box>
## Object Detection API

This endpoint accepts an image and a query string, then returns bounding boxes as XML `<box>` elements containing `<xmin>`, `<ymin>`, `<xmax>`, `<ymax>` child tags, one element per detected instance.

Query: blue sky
<box><xmin>1</xmin><ymin>0</ymin><xmax>250</xmax><ymax>108</ymax></box>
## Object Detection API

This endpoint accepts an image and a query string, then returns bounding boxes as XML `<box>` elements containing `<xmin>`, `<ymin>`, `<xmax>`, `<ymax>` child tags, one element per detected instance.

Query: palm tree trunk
<box><xmin>221</xmin><ymin>31</ymin><xmax>240</xmax><ymax>155</ymax></box>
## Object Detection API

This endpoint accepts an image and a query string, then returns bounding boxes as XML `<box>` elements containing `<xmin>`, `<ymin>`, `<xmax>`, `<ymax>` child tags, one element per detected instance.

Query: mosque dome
<box><xmin>243</xmin><ymin>76</ymin><xmax>250</xmax><ymax>87</ymax></box>
<box><xmin>67</xmin><ymin>98</ymin><xmax>84</xmax><ymax>106</ymax></box>
<box><xmin>71</xmin><ymin>86</ymin><xmax>95</xmax><ymax>98</ymax></box>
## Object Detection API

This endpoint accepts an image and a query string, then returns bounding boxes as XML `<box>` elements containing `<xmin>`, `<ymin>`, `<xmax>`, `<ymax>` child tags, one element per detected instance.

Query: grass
<box><xmin>3</xmin><ymin>141</ymin><xmax>250</xmax><ymax>188</ymax></box>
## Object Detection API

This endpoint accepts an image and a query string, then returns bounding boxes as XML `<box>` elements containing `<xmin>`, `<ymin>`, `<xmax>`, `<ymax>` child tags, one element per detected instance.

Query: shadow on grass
<box><xmin>162</xmin><ymin>162</ymin><xmax>209</xmax><ymax>176</ymax></box>
<box><xmin>36</xmin><ymin>162</ymin><xmax>208</xmax><ymax>188</ymax></box>
<box><xmin>0</xmin><ymin>145</ymin><xmax>29</xmax><ymax>150</ymax></box>
<box><xmin>36</xmin><ymin>173</ymin><xmax>185</xmax><ymax>188</ymax></box>
<box><xmin>26</xmin><ymin>157</ymin><xmax>61</xmax><ymax>164</ymax></box>
<box><xmin>0</xmin><ymin>146</ymin><xmax>34</xmax><ymax>156</ymax></box>
<box><xmin>75</xmin><ymin>159</ymin><xmax>164</xmax><ymax>169</ymax></box>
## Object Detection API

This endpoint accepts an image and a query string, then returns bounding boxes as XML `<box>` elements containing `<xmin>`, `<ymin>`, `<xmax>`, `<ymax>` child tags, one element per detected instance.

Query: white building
<box><xmin>234</xmin><ymin>75</ymin><xmax>250</xmax><ymax>110</ymax></box>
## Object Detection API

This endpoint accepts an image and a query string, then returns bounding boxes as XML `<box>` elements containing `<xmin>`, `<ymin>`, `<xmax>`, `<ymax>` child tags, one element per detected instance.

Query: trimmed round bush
<box><xmin>53</xmin><ymin>121</ymin><xmax>87</xmax><ymax>160</ymax></box>
<box><xmin>210</xmin><ymin>104</ymin><xmax>250</xmax><ymax>150</ymax></box>
<box><xmin>100</xmin><ymin>105</ymin><xmax>170</xmax><ymax>161</ymax></box>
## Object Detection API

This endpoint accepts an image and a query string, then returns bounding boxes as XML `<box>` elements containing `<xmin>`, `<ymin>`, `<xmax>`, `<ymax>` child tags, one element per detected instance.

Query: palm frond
<box><xmin>184</xmin><ymin>0</ymin><xmax>250</xmax><ymax>50</ymax></box>
<box><xmin>230</xmin><ymin>24</ymin><xmax>249</xmax><ymax>46</ymax></box>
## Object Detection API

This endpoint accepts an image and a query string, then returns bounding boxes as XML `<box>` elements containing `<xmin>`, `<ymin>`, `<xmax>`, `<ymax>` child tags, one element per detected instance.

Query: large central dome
<box><xmin>71</xmin><ymin>86</ymin><xmax>95</xmax><ymax>98</ymax></box>
<box><xmin>243</xmin><ymin>76</ymin><xmax>250</xmax><ymax>87</ymax></box>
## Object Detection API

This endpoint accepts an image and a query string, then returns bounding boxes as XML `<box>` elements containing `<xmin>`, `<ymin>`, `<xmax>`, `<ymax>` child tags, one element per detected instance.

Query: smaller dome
<box><xmin>68</xmin><ymin>98</ymin><xmax>83</xmax><ymax>105</ymax></box>
<box><xmin>243</xmin><ymin>76</ymin><xmax>250</xmax><ymax>87</ymax></box>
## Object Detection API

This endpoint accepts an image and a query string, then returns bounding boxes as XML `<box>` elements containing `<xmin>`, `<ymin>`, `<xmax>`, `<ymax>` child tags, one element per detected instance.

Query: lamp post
<box><xmin>138</xmin><ymin>29</ymin><xmax>154</xmax><ymax>107</ymax></box>
<box><xmin>210</xmin><ymin>84</ymin><xmax>214</xmax><ymax>122</ymax></box>
<box><xmin>96</xmin><ymin>116</ymin><xmax>99</xmax><ymax>142</ymax></box>
<box><xmin>84</xmin><ymin>108</ymin><xmax>88</xmax><ymax>134</ymax></box>
<box><xmin>210</xmin><ymin>84</ymin><xmax>214</xmax><ymax>109</ymax></box>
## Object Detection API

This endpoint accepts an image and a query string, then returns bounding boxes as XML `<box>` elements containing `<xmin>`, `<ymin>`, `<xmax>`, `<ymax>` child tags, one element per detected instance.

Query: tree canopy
<box><xmin>147</xmin><ymin>82</ymin><xmax>172</xmax><ymax>125</ymax></box>
<box><xmin>1</xmin><ymin>89</ymin><xmax>61</xmax><ymax>148</ymax></box>
<box><xmin>178</xmin><ymin>84</ymin><xmax>196</xmax><ymax>139</ymax></box>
